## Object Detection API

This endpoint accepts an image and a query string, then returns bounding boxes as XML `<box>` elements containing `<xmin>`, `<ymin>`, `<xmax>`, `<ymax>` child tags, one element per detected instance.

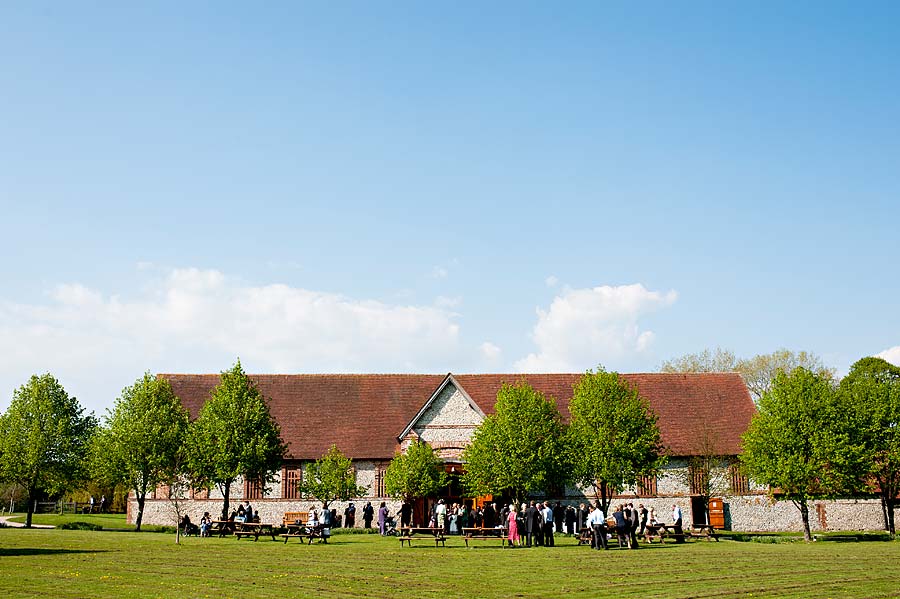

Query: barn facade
<box><xmin>130</xmin><ymin>372</ymin><xmax>890</xmax><ymax>532</ymax></box>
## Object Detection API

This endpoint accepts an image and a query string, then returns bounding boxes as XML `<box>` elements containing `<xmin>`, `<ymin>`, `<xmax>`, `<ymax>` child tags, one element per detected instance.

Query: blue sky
<box><xmin>1</xmin><ymin>1</ymin><xmax>898</xmax><ymax>414</ymax></box>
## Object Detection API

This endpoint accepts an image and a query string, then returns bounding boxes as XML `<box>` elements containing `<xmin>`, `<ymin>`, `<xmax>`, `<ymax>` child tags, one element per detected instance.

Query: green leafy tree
<box><xmin>91</xmin><ymin>372</ymin><xmax>189</xmax><ymax>531</ymax></box>
<box><xmin>461</xmin><ymin>381</ymin><xmax>569</xmax><ymax>505</ymax></box>
<box><xmin>660</xmin><ymin>347</ymin><xmax>835</xmax><ymax>401</ymax></box>
<box><xmin>840</xmin><ymin>357</ymin><xmax>900</xmax><ymax>537</ymax></box>
<box><xmin>567</xmin><ymin>368</ymin><xmax>666</xmax><ymax>515</ymax></box>
<box><xmin>0</xmin><ymin>374</ymin><xmax>96</xmax><ymax>528</ymax></box>
<box><xmin>741</xmin><ymin>367</ymin><xmax>864</xmax><ymax>541</ymax></box>
<box><xmin>384</xmin><ymin>440</ymin><xmax>449</xmax><ymax>503</ymax></box>
<box><xmin>297</xmin><ymin>444</ymin><xmax>368</xmax><ymax>508</ymax></box>
<box><xmin>186</xmin><ymin>361</ymin><xmax>287</xmax><ymax>520</ymax></box>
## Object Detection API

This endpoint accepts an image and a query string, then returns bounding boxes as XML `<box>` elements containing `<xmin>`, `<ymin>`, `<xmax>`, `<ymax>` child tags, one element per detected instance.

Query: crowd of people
<box><xmin>177</xmin><ymin>497</ymin><xmax>686</xmax><ymax>548</ymax></box>
<box><xmin>372</xmin><ymin>498</ymin><xmax>686</xmax><ymax>549</ymax></box>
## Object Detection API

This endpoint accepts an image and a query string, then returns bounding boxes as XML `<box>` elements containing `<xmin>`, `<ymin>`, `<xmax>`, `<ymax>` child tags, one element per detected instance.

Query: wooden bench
<box><xmin>281</xmin><ymin>523</ymin><xmax>327</xmax><ymax>544</ymax></box>
<box><xmin>282</xmin><ymin>512</ymin><xmax>309</xmax><ymax>528</ymax></box>
<box><xmin>462</xmin><ymin>527</ymin><xmax>508</xmax><ymax>548</ymax></box>
<box><xmin>398</xmin><ymin>527</ymin><xmax>446</xmax><ymax>548</ymax></box>
<box><xmin>279</xmin><ymin>532</ymin><xmax>319</xmax><ymax>545</ymax></box>
<box><xmin>234</xmin><ymin>522</ymin><xmax>277</xmax><ymax>541</ymax></box>
<box><xmin>398</xmin><ymin>535</ymin><xmax>446</xmax><ymax>547</ymax></box>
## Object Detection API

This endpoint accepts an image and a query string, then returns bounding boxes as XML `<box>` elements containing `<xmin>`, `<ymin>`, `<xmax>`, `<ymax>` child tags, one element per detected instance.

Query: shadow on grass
<box><xmin>0</xmin><ymin>548</ymin><xmax>109</xmax><ymax>557</ymax></box>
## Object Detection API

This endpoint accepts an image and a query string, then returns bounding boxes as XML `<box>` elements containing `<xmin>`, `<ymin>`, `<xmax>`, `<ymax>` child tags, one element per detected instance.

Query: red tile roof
<box><xmin>161</xmin><ymin>372</ymin><xmax>753</xmax><ymax>460</ymax></box>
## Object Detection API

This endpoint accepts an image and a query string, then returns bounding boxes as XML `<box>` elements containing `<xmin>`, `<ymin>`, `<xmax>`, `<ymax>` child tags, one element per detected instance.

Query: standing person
<box><xmin>499</xmin><ymin>503</ymin><xmax>510</xmax><ymax>532</ymax></box>
<box><xmin>99</xmin><ymin>495</ymin><xmax>107</xmax><ymax>513</ymax></box>
<box><xmin>363</xmin><ymin>501</ymin><xmax>374</xmax><ymax>529</ymax></box>
<box><xmin>245</xmin><ymin>501</ymin><xmax>254</xmax><ymax>522</ymax></box>
<box><xmin>541</xmin><ymin>502</ymin><xmax>555</xmax><ymax>547</ymax></box>
<box><xmin>88</xmin><ymin>495</ymin><xmax>95</xmax><ymax>513</ymax></box>
<box><xmin>507</xmin><ymin>504</ymin><xmax>520</xmax><ymax>547</ymax></box>
<box><xmin>344</xmin><ymin>503</ymin><xmax>356</xmax><ymax>528</ymax></box>
<box><xmin>587</xmin><ymin>504</ymin><xmax>608</xmax><ymax>550</ymax></box>
<box><xmin>612</xmin><ymin>505</ymin><xmax>629</xmax><ymax>548</ymax></box>
<box><xmin>321</xmin><ymin>503</ymin><xmax>333</xmax><ymax>542</ymax></box>
<box><xmin>377</xmin><ymin>502</ymin><xmax>389</xmax><ymax>535</ymax></box>
<box><xmin>627</xmin><ymin>503</ymin><xmax>639</xmax><ymax>549</ymax></box>
<box><xmin>638</xmin><ymin>504</ymin><xmax>648</xmax><ymax>537</ymax></box>
<box><xmin>459</xmin><ymin>503</ymin><xmax>469</xmax><ymax>532</ymax></box>
<box><xmin>482</xmin><ymin>502</ymin><xmax>495</xmax><ymax>528</ymax></box>
<box><xmin>553</xmin><ymin>502</ymin><xmax>564</xmax><ymax>534</ymax></box>
<box><xmin>435</xmin><ymin>499</ymin><xmax>447</xmax><ymax>532</ymax></box>
<box><xmin>399</xmin><ymin>500</ymin><xmax>412</xmax><ymax>528</ymax></box>
<box><xmin>672</xmin><ymin>504</ymin><xmax>684</xmax><ymax>543</ymax></box>
<box><xmin>524</xmin><ymin>501</ymin><xmax>540</xmax><ymax>547</ymax></box>
<box><xmin>565</xmin><ymin>505</ymin><xmax>576</xmax><ymax>535</ymax></box>
<box><xmin>576</xmin><ymin>503</ymin><xmax>587</xmax><ymax>534</ymax></box>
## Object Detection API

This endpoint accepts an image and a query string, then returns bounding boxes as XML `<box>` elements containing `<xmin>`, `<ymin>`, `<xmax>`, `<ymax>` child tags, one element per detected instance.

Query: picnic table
<box><xmin>644</xmin><ymin>522</ymin><xmax>704</xmax><ymax>543</ymax></box>
<box><xmin>234</xmin><ymin>521</ymin><xmax>278</xmax><ymax>541</ymax></box>
<box><xmin>689</xmin><ymin>523</ymin><xmax>720</xmax><ymax>541</ymax></box>
<box><xmin>461</xmin><ymin>527</ymin><xmax>508</xmax><ymax>548</ymax></box>
<box><xmin>398</xmin><ymin>527</ymin><xmax>446</xmax><ymax>547</ymax></box>
<box><xmin>643</xmin><ymin>523</ymin><xmax>676</xmax><ymax>543</ymax></box>
<box><xmin>210</xmin><ymin>520</ymin><xmax>236</xmax><ymax>538</ymax></box>
<box><xmin>280</xmin><ymin>522</ymin><xmax>328</xmax><ymax>545</ymax></box>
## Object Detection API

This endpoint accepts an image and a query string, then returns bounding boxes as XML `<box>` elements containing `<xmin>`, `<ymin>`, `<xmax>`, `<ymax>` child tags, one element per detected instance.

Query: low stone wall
<box><xmin>131</xmin><ymin>494</ymin><xmax>897</xmax><ymax>533</ymax></box>
<box><xmin>726</xmin><ymin>496</ymin><xmax>894</xmax><ymax>532</ymax></box>
<box><xmin>131</xmin><ymin>498</ymin><xmax>402</xmax><ymax>528</ymax></box>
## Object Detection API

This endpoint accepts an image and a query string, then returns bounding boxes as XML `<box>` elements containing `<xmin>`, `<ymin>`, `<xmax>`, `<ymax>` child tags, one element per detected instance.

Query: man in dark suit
<box><xmin>482</xmin><ymin>502</ymin><xmax>495</xmax><ymax>528</ymax></box>
<box><xmin>525</xmin><ymin>501</ymin><xmax>540</xmax><ymax>547</ymax></box>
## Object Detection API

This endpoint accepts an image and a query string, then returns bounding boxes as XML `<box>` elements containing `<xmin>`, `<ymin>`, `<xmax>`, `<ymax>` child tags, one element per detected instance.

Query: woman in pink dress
<box><xmin>507</xmin><ymin>504</ymin><xmax>519</xmax><ymax>547</ymax></box>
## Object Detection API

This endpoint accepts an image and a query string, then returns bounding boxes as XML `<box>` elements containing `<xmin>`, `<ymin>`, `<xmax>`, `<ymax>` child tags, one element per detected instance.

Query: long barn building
<box><xmin>130</xmin><ymin>372</ymin><xmax>890</xmax><ymax>532</ymax></box>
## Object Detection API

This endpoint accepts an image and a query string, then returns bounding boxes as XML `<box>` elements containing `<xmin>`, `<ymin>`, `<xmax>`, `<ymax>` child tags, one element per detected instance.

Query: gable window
<box><xmin>282</xmin><ymin>466</ymin><xmax>303</xmax><ymax>500</ymax></box>
<box><xmin>637</xmin><ymin>474</ymin><xmax>658</xmax><ymax>497</ymax></box>
<box><xmin>374</xmin><ymin>461</ymin><xmax>388</xmax><ymax>498</ymax></box>
<box><xmin>689</xmin><ymin>465</ymin><xmax>706</xmax><ymax>495</ymax></box>
<box><xmin>729</xmin><ymin>461</ymin><xmax>751</xmax><ymax>495</ymax></box>
<box><xmin>244</xmin><ymin>476</ymin><xmax>265</xmax><ymax>500</ymax></box>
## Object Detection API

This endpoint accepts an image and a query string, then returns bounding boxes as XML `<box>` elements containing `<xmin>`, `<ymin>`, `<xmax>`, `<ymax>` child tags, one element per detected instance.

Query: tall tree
<box><xmin>741</xmin><ymin>367</ymin><xmax>863</xmax><ymax>541</ymax></box>
<box><xmin>840</xmin><ymin>357</ymin><xmax>900</xmax><ymax>537</ymax></box>
<box><xmin>91</xmin><ymin>373</ymin><xmax>189</xmax><ymax>531</ymax></box>
<box><xmin>384</xmin><ymin>440</ymin><xmax>449</xmax><ymax>503</ymax></box>
<box><xmin>297</xmin><ymin>444</ymin><xmax>368</xmax><ymax>509</ymax></box>
<box><xmin>659</xmin><ymin>347</ymin><xmax>738</xmax><ymax>374</ymax></box>
<box><xmin>0</xmin><ymin>374</ymin><xmax>96</xmax><ymax>528</ymax></box>
<box><xmin>186</xmin><ymin>361</ymin><xmax>287</xmax><ymax>520</ymax></box>
<box><xmin>460</xmin><ymin>381</ymin><xmax>568</xmax><ymax>505</ymax></box>
<box><xmin>567</xmin><ymin>368</ymin><xmax>666</xmax><ymax>515</ymax></box>
<box><xmin>660</xmin><ymin>347</ymin><xmax>835</xmax><ymax>401</ymax></box>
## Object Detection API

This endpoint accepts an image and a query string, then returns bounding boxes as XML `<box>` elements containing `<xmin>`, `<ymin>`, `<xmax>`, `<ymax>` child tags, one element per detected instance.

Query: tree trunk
<box><xmin>134</xmin><ymin>492</ymin><xmax>146</xmax><ymax>532</ymax></box>
<box><xmin>25</xmin><ymin>487</ymin><xmax>36</xmax><ymax>529</ymax></box>
<box><xmin>220</xmin><ymin>482</ymin><xmax>231</xmax><ymax>521</ymax></box>
<box><xmin>884</xmin><ymin>494</ymin><xmax>896</xmax><ymax>539</ymax></box>
<box><xmin>798</xmin><ymin>500</ymin><xmax>812</xmax><ymax>542</ymax></box>
<box><xmin>598</xmin><ymin>481</ymin><xmax>610</xmax><ymax>516</ymax></box>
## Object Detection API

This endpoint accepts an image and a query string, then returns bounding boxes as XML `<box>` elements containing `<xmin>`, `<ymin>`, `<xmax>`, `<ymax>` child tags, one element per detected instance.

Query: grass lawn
<box><xmin>1</xmin><ymin>525</ymin><xmax>898</xmax><ymax>599</ymax></box>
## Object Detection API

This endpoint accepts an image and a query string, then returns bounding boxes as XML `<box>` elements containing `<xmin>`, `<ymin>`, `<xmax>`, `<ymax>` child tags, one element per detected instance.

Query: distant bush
<box><xmin>331</xmin><ymin>527</ymin><xmax>379</xmax><ymax>535</ymax></box>
<box><xmin>60</xmin><ymin>521</ymin><xmax>103</xmax><ymax>531</ymax></box>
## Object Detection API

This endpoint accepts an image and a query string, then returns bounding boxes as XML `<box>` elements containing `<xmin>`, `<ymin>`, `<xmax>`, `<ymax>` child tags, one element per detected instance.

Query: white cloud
<box><xmin>514</xmin><ymin>284</ymin><xmax>678</xmax><ymax>372</ymax></box>
<box><xmin>877</xmin><ymin>345</ymin><xmax>900</xmax><ymax>366</ymax></box>
<box><xmin>431</xmin><ymin>266</ymin><xmax>448</xmax><ymax>279</ymax></box>
<box><xmin>0</xmin><ymin>268</ymin><xmax>473</xmax><ymax>414</ymax></box>
<box><xmin>545</xmin><ymin>275</ymin><xmax>559</xmax><ymax>288</ymax></box>
<box><xmin>480</xmin><ymin>341</ymin><xmax>502</xmax><ymax>362</ymax></box>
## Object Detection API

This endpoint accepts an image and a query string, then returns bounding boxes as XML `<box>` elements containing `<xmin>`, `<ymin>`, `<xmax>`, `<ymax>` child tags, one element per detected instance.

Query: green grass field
<box><xmin>1</xmin><ymin>519</ymin><xmax>898</xmax><ymax>599</ymax></box>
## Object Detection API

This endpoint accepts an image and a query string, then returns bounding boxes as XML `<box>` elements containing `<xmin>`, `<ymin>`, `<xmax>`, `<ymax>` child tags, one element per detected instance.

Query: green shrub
<box><xmin>60</xmin><ymin>521</ymin><xmax>103</xmax><ymax>531</ymax></box>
